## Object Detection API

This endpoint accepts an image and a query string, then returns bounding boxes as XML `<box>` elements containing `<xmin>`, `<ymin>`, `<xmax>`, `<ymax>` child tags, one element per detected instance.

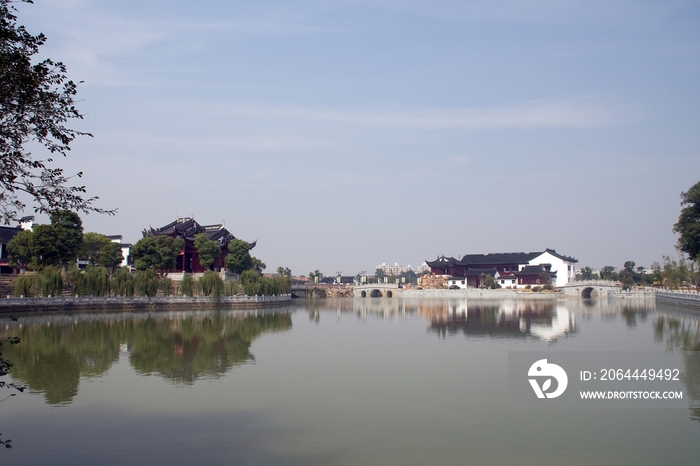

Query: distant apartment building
<box><xmin>375</xmin><ymin>262</ymin><xmax>431</xmax><ymax>276</ymax></box>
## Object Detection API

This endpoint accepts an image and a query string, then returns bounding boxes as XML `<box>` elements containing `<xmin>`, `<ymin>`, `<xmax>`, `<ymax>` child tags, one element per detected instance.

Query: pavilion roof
<box><xmin>148</xmin><ymin>217</ymin><xmax>256</xmax><ymax>248</ymax></box>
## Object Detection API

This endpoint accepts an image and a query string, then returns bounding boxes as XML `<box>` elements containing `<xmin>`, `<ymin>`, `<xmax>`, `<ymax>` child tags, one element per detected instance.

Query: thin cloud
<box><xmin>241</xmin><ymin>100</ymin><xmax>624</xmax><ymax>129</ymax></box>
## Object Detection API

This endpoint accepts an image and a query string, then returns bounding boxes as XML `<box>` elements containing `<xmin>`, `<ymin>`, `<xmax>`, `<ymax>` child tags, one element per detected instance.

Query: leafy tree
<box><xmin>251</xmin><ymin>256</ymin><xmax>266</xmax><ymax>274</ymax></box>
<box><xmin>40</xmin><ymin>265</ymin><xmax>62</xmax><ymax>296</ymax></box>
<box><xmin>600</xmin><ymin>266</ymin><xmax>617</xmax><ymax>281</ymax></box>
<box><xmin>674</xmin><ymin>181</ymin><xmax>700</xmax><ymax>261</ymax></box>
<box><xmin>0</xmin><ymin>0</ymin><xmax>114</xmax><ymax>223</ymax></box>
<box><xmin>134</xmin><ymin>269</ymin><xmax>157</xmax><ymax>297</ymax></box>
<box><xmin>6</xmin><ymin>228</ymin><xmax>34</xmax><ymax>269</ymax></box>
<box><xmin>194</xmin><ymin>233</ymin><xmax>220</xmax><ymax>270</ymax></box>
<box><xmin>481</xmin><ymin>273</ymin><xmax>496</xmax><ymax>289</ymax></box>
<box><xmin>180</xmin><ymin>273</ymin><xmax>195</xmax><ymax>297</ymax></box>
<box><xmin>199</xmin><ymin>270</ymin><xmax>223</xmax><ymax>300</ymax></box>
<box><xmin>80</xmin><ymin>232</ymin><xmax>122</xmax><ymax>269</ymax></box>
<box><xmin>276</xmin><ymin>266</ymin><xmax>292</xmax><ymax>277</ymax></box>
<box><xmin>131</xmin><ymin>235</ymin><xmax>184</xmax><ymax>272</ymax></box>
<box><xmin>308</xmin><ymin>269</ymin><xmax>323</xmax><ymax>283</ymax></box>
<box><xmin>13</xmin><ymin>274</ymin><xmax>32</xmax><ymax>296</ymax></box>
<box><xmin>578</xmin><ymin>266</ymin><xmax>595</xmax><ymax>280</ymax></box>
<box><xmin>14</xmin><ymin>210</ymin><xmax>83</xmax><ymax>269</ymax></box>
<box><xmin>226</xmin><ymin>239</ymin><xmax>253</xmax><ymax>274</ymax></box>
<box><xmin>111</xmin><ymin>266</ymin><xmax>134</xmax><ymax>296</ymax></box>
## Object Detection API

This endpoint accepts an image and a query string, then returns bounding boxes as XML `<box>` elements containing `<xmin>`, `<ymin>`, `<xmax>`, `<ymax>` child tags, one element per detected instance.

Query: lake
<box><xmin>1</xmin><ymin>297</ymin><xmax>699</xmax><ymax>465</ymax></box>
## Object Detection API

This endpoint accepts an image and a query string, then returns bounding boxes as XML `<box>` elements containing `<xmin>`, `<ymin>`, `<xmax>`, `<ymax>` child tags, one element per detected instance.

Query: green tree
<box><xmin>194</xmin><ymin>233</ymin><xmax>221</xmax><ymax>270</ymax></box>
<box><xmin>28</xmin><ymin>210</ymin><xmax>83</xmax><ymax>269</ymax></box>
<box><xmin>111</xmin><ymin>267</ymin><xmax>134</xmax><ymax>296</ymax></box>
<box><xmin>0</xmin><ymin>0</ymin><xmax>114</xmax><ymax>223</ymax></box>
<box><xmin>251</xmin><ymin>256</ymin><xmax>266</xmax><ymax>274</ymax></box>
<box><xmin>674</xmin><ymin>181</ymin><xmax>700</xmax><ymax>261</ymax></box>
<box><xmin>600</xmin><ymin>266</ymin><xmax>617</xmax><ymax>281</ymax></box>
<box><xmin>131</xmin><ymin>236</ymin><xmax>184</xmax><ymax>272</ymax></box>
<box><xmin>199</xmin><ymin>270</ymin><xmax>223</xmax><ymax>300</ymax></box>
<box><xmin>374</xmin><ymin>267</ymin><xmax>386</xmax><ymax>281</ymax></box>
<box><xmin>7</xmin><ymin>229</ymin><xmax>35</xmax><ymax>270</ymax></box>
<box><xmin>226</xmin><ymin>239</ymin><xmax>253</xmax><ymax>274</ymax></box>
<box><xmin>40</xmin><ymin>266</ymin><xmax>63</xmax><ymax>296</ymax></box>
<box><xmin>276</xmin><ymin>266</ymin><xmax>292</xmax><ymax>277</ymax></box>
<box><xmin>80</xmin><ymin>232</ymin><xmax>122</xmax><ymax>269</ymax></box>
<box><xmin>578</xmin><ymin>266</ymin><xmax>594</xmax><ymax>280</ymax></box>
<box><xmin>308</xmin><ymin>269</ymin><xmax>323</xmax><ymax>283</ymax></box>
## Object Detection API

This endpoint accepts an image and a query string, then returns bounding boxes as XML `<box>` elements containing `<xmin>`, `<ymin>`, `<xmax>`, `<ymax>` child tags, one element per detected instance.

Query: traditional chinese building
<box><xmin>0</xmin><ymin>216</ymin><xmax>34</xmax><ymax>274</ymax></box>
<box><xmin>146</xmin><ymin>216</ymin><xmax>256</xmax><ymax>273</ymax></box>
<box><xmin>427</xmin><ymin>249</ymin><xmax>577</xmax><ymax>288</ymax></box>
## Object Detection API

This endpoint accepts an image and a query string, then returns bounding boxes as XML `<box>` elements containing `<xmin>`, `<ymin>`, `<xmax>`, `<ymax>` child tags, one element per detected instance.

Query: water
<box><xmin>1</xmin><ymin>297</ymin><xmax>699</xmax><ymax>465</ymax></box>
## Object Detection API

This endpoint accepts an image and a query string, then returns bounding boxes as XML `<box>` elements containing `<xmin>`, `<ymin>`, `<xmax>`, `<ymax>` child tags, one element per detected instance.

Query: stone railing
<box><xmin>0</xmin><ymin>293</ymin><xmax>292</xmax><ymax>311</ymax></box>
<box><xmin>655</xmin><ymin>289</ymin><xmax>700</xmax><ymax>308</ymax></box>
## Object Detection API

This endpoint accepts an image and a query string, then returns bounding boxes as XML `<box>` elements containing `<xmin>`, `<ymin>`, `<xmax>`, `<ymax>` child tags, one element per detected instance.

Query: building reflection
<box><xmin>421</xmin><ymin>299</ymin><xmax>577</xmax><ymax>343</ymax></box>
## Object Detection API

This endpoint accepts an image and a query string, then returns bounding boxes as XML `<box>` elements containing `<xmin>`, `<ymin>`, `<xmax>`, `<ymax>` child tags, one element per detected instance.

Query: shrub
<box><xmin>134</xmin><ymin>269</ymin><xmax>158</xmax><ymax>297</ymax></box>
<box><xmin>181</xmin><ymin>273</ymin><xmax>195</xmax><ymax>297</ymax></box>
<box><xmin>81</xmin><ymin>266</ymin><xmax>110</xmax><ymax>296</ymax></box>
<box><xmin>41</xmin><ymin>266</ymin><xmax>63</xmax><ymax>297</ymax></box>
<box><xmin>199</xmin><ymin>271</ymin><xmax>224</xmax><ymax>300</ymax></box>
<box><xmin>14</xmin><ymin>275</ymin><xmax>33</xmax><ymax>297</ymax></box>
<box><xmin>159</xmin><ymin>277</ymin><xmax>173</xmax><ymax>296</ymax></box>
<box><xmin>111</xmin><ymin>267</ymin><xmax>134</xmax><ymax>296</ymax></box>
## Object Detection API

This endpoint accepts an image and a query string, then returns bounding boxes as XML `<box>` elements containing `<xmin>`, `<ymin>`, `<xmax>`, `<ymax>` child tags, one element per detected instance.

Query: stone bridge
<box><xmin>560</xmin><ymin>280</ymin><xmax>622</xmax><ymax>298</ymax></box>
<box><xmin>354</xmin><ymin>283</ymin><xmax>400</xmax><ymax>298</ymax></box>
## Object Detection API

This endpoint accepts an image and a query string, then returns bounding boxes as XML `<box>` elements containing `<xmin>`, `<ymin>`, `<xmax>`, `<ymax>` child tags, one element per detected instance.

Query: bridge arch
<box><xmin>370</xmin><ymin>289</ymin><xmax>383</xmax><ymax>298</ymax></box>
<box><xmin>361</xmin><ymin>291</ymin><xmax>367</xmax><ymax>297</ymax></box>
<box><xmin>386</xmin><ymin>291</ymin><xmax>393</xmax><ymax>298</ymax></box>
<box><xmin>581</xmin><ymin>287</ymin><xmax>599</xmax><ymax>298</ymax></box>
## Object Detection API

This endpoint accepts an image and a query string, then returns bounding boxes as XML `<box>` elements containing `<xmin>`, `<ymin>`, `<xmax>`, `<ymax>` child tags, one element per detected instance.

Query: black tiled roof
<box><xmin>0</xmin><ymin>225</ymin><xmax>23</xmax><ymax>243</ymax></box>
<box><xmin>425</xmin><ymin>255</ymin><xmax>458</xmax><ymax>267</ymax></box>
<box><xmin>515</xmin><ymin>265</ymin><xmax>557</xmax><ymax>276</ymax></box>
<box><xmin>458</xmin><ymin>252</ymin><xmax>541</xmax><ymax>266</ymax></box>
<box><xmin>465</xmin><ymin>268</ymin><xmax>498</xmax><ymax>277</ymax></box>
<box><xmin>149</xmin><ymin>217</ymin><xmax>256</xmax><ymax>249</ymax></box>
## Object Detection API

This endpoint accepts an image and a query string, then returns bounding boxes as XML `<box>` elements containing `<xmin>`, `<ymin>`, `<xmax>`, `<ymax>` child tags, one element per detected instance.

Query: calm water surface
<box><xmin>1</xmin><ymin>297</ymin><xmax>699</xmax><ymax>465</ymax></box>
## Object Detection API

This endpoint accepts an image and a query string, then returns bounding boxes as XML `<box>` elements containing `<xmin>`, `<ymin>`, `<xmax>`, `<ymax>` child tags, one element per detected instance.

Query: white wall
<box><xmin>529</xmin><ymin>252</ymin><xmax>576</xmax><ymax>287</ymax></box>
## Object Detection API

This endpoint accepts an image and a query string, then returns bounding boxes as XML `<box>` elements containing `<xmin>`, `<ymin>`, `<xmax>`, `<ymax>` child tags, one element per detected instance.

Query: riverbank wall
<box><xmin>655</xmin><ymin>290</ymin><xmax>700</xmax><ymax>309</ymax></box>
<box><xmin>0</xmin><ymin>294</ymin><xmax>292</xmax><ymax>313</ymax></box>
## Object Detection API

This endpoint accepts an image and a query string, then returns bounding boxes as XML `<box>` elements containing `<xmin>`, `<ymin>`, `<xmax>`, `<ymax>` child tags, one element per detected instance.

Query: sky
<box><xmin>13</xmin><ymin>0</ymin><xmax>700</xmax><ymax>275</ymax></box>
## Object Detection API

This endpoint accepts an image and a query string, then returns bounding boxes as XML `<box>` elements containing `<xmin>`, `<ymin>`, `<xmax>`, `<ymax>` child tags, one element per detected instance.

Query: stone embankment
<box><xmin>0</xmin><ymin>294</ymin><xmax>292</xmax><ymax>313</ymax></box>
<box><xmin>655</xmin><ymin>289</ymin><xmax>700</xmax><ymax>308</ymax></box>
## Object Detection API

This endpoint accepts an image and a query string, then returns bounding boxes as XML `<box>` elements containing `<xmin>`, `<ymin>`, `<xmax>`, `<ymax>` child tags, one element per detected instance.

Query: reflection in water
<box><xmin>420</xmin><ymin>299</ymin><xmax>576</xmax><ymax>343</ymax></box>
<box><xmin>1</xmin><ymin>310</ymin><xmax>292</xmax><ymax>405</ymax></box>
<box><xmin>652</xmin><ymin>304</ymin><xmax>700</xmax><ymax>422</ymax></box>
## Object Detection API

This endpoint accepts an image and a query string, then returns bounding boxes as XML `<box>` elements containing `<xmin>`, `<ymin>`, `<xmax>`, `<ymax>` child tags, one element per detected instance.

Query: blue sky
<box><xmin>15</xmin><ymin>0</ymin><xmax>700</xmax><ymax>275</ymax></box>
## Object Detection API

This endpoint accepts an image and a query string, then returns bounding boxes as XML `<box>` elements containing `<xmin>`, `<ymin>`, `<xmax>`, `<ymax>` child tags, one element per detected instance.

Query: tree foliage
<box><xmin>0</xmin><ymin>0</ymin><xmax>114</xmax><ymax>222</ymax></box>
<box><xmin>674</xmin><ymin>181</ymin><xmax>700</xmax><ymax>261</ymax></box>
<box><xmin>80</xmin><ymin>232</ymin><xmax>123</xmax><ymax>269</ymax></box>
<box><xmin>6</xmin><ymin>228</ymin><xmax>33</xmax><ymax>268</ymax></box>
<box><xmin>308</xmin><ymin>269</ymin><xmax>323</xmax><ymax>283</ymax></box>
<box><xmin>131</xmin><ymin>235</ymin><xmax>184</xmax><ymax>272</ymax></box>
<box><xmin>226</xmin><ymin>239</ymin><xmax>252</xmax><ymax>274</ymax></box>
<box><xmin>6</xmin><ymin>209</ymin><xmax>82</xmax><ymax>269</ymax></box>
<box><xmin>193</xmin><ymin>233</ymin><xmax>220</xmax><ymax>270</ymax></box>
